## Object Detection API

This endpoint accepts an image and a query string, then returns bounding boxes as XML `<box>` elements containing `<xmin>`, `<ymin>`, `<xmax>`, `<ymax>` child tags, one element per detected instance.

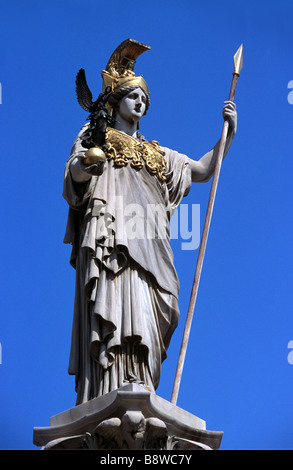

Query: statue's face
<box><xmin>118</xmin><ymin>87</ymin><xmax>147</xmax><ymax>124</ymax></box>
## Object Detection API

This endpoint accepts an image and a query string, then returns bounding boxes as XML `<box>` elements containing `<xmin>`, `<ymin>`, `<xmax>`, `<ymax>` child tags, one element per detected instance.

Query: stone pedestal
<box><xmin>33</xmin><ymin>384</ymin><xmax>222</xmax><ymax>450</ymax></box>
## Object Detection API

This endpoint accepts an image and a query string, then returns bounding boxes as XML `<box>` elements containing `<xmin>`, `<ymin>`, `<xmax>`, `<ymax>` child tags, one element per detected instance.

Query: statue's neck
<box><xmin>113</xmin><ymin>111</ymin><xmax>139</xmax><ymax>139</ymax></box>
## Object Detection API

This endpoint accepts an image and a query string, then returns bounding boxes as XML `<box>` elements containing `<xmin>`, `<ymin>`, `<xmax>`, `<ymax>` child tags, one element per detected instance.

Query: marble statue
<box><xmin>63</xmin><ymin>39</ymin><xmax>237</xmax><ymax>405</ymax></box>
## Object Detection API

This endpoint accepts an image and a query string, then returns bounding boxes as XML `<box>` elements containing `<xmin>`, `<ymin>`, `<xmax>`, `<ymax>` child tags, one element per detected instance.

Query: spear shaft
<box><xmin>170</xmin><ymin>45</ymin><xmax>243</xmax><ymax>405</ymax></box>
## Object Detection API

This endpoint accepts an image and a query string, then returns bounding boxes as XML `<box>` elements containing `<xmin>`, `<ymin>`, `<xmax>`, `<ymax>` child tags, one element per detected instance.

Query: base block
<box><xmin>33</xmin><ymin>384</ymin><xmax>222</xmax><ymax>450</ymax></box>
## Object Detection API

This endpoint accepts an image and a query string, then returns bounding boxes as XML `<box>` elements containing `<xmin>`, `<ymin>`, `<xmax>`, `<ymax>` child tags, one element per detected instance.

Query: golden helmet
<box><xmin>101</xmin><ymin>38</ymin><xmax>150</xmax><ymax>96</ymax></box>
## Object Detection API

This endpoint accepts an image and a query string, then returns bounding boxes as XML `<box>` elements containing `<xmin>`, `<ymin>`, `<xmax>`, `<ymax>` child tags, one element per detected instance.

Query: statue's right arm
<box><xmin>69</xmin><ymin>125</ymin><xmax>105</xmax><ymax>182</ymax></box>
<box><xmin>70</xmin><ymin>157</ymin><xmax>92</xmax><ymax>183</ymax></box>
<box><xmin>69</xmin><ymin>125</ymin><xmax>92</xmax><ymax>183</ymax></box>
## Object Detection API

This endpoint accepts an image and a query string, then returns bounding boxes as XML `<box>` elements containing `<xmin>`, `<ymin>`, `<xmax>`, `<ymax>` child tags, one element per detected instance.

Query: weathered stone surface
<box><xmin>33</xmin><ymin>384</ymin><xmax>222</xmax><ymax>450</ymax></box>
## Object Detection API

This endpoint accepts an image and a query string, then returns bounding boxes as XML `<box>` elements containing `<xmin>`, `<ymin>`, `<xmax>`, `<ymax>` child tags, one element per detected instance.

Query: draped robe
<box><xmin>63</xmin><ymin>125</ymin><xmax>192</xmax><ymax>404</ymax></box>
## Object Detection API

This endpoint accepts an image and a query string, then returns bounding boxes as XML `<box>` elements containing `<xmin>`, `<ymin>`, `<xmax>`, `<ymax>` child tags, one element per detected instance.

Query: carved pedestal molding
<box><xmin>33</xmin><ymin>384</ymin><xmax>222</xmax><ymax>450</ymax></box>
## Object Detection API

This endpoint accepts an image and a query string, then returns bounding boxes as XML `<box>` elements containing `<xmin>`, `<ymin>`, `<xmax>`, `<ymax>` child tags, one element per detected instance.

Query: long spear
<box><xmin>170</xmin><ymin>45</ymin><xmax>243</xmax><ymax>405</ymax></box>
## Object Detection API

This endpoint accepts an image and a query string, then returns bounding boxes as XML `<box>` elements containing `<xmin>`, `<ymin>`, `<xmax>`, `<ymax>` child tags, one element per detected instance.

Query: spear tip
<box><xmin>233</xmin><ymin>44</ymin><xmax>243</xmax><ymax>75</ymax></box>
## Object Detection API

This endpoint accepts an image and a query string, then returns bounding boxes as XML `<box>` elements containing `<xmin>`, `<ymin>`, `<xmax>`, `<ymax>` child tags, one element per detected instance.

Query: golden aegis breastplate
<box><xmin>105</xmin><ymin>128</ymin><xmax>166</xmax><ymax>183</ymax></box>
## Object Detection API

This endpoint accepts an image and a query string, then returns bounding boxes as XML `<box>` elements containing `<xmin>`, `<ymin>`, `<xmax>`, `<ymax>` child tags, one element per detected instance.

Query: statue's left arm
<box><xmin>189</xmin><ymin>101</ymin><xmax>237</xmax><ymax>183</ymax></box>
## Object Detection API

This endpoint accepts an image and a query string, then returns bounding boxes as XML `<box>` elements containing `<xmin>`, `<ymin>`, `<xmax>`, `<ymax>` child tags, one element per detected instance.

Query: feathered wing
<box><xmin>94</xmin><ymin>418</ymin><xmax>125</xmax><ymax>448</ymax></box>
<box><xmin>75</xmin><ymin>68</ymin><xmax>93</xmax><ymax>112</ymax></box>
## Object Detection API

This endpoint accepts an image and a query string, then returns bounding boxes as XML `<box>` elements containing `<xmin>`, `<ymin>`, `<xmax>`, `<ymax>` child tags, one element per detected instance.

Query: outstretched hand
<box><xmin>80</xmin><ymin>160</ymin><xmax>105</xmax><ymax>177</ymax></box>
<box><xmin>223</xmin><ymin>101</ymin><xmax>237</xmax><ymax>134</ymax></box>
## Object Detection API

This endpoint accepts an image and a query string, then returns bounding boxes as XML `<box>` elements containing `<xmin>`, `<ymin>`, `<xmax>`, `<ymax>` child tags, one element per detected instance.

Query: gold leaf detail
<box><xmin>105</xmin><ymin>128</ymin><xmax>166</xmax><ymax>182</ymax></box>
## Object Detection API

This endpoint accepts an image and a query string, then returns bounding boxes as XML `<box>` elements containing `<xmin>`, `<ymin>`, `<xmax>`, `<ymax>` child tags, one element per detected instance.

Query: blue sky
<box><xmin>0</xmin><ymin>0</ymin><xmax>293</xmax><ymax>450</ymax></box>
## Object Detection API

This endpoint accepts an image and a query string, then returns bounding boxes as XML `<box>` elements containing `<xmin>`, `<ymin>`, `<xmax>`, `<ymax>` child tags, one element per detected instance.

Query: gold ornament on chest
<box><xmin>105</xmin><ymin>128</ymin><xmax>166</xmax><ymax>183</ymax></box>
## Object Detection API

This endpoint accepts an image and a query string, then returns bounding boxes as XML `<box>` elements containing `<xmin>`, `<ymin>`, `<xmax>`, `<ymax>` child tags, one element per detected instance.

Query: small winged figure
<box><xmin>94</xmin><ymin>417</ymin><xmax>126</xmax><ymax>449</ymax></box>
<box><xmin>94</xmin><ymin>413</ymin><xmax>146</xmax><ymax>450</ymax></box>
<box><xmin>75</xmin><ymin>68</ymin><xmax>114</xmax><ymax>149</ymax></box>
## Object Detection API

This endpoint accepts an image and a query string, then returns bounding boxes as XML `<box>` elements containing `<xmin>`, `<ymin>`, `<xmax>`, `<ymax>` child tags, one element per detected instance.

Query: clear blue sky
<box><xmin>0</xmin><ymin>0</ymin><xmax>293</xmax><ymax>450</ymax></box>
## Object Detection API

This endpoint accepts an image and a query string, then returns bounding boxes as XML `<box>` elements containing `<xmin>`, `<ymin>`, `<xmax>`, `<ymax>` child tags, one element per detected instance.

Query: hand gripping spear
<box><xmin>170</xmin><ymin>45</ymin><xmax>243</xmax><ymax>405</ymax></box>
